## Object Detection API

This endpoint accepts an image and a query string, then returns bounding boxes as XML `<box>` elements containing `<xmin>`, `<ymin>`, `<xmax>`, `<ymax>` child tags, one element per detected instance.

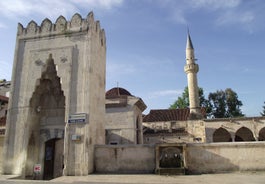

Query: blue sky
<box><xmin>0</xmin><ymin>0</ymin><xmax>265</xmax><ymax>116</ymax></box>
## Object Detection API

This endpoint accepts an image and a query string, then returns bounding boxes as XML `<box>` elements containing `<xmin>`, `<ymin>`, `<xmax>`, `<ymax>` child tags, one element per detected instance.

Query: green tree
<box><xmin>260</xmin><ymin>101</ymin><xmax>265</xmax><ymax>116</ymax></box>
<box><xmin>170</xmin><ymin>87</ymin><xmax>244</xmax><ymax>119</ymax></box>
<box><xmin>208</xmin><ymin>88</ymin><xmax>244</xmax><ymax>118</ymax></box>
<box><xmin>169</xmin><ymin>86</ymin><xmax>208</xmax><ymax>109</ymax></box>
<box><xmin>170</xmin><ymin>87</ymin><xmax>189</xmax><ymax>109</ymax></box>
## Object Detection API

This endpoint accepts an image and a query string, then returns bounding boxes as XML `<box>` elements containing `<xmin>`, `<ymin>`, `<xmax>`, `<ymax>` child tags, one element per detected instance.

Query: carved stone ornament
<box><xmin>35</xmin><ymin>59</ymin><xmax>45</xmax><ymax>66</ymax></box>
<box><xmin>60</xmin><ymin>57</ymin><xmax>68</xmax><ymax>63</ymax></box>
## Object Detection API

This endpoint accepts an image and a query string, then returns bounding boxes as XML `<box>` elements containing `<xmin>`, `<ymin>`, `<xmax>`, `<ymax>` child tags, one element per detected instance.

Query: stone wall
<box><xmin>2</xmin><ymin>12</ymin><xmax>106</xmax><ymax>177</ymax></box>
<box><xmin>143</xmin><ymin>120</ymin><xmax>205</xmax><ymax>144</ymax></box>
<box><xmin>105</xmin><ymin>96</ymin><xmax>144</xmax><ymax>145</ymax></box>
<box><xmin>205</xmin><ymin>117</ymin><xmax>265</xmax><ymax>142</ymax></box>
<box><xmin>95</xmin><ymin>145</ymin><xmax>155</xmax><ymax>173</ymax></box>
<box><xmin>186</xmin><ymin>142</ymin><xmax>265</xmax><ymax>174</ymax></box>
<box><xmin>0</xmin><ymin>137</ymin><xmax>4</xmax><ymax>173</ymax></box>
<box><xmin>95</xmin><ymin>142</ymin><xmax>265</xmax><ymax>175</ymax></box>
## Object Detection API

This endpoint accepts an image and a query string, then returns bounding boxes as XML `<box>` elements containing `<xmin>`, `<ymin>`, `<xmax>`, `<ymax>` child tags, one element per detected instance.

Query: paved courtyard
<box><xmin>0</xmin><ymin>172</ymin><xmax>265</xmax><ymax>184</ymax></box>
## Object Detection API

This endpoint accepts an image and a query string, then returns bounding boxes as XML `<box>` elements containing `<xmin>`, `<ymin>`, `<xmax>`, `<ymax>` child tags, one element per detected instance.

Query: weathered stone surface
<box><xmin>95</xmin><ymin>145</ymin><xmax>155</xmax><ymax>173</ymax></box>
<box><xmin>2</xmin><ymin>12</ymin><xmax>106</xmax><ymax>178</ymax></box>
<box><xmin>186</xmin><ymin>142</ymin><xmax>265</xmax><ymax>174</ymax></box>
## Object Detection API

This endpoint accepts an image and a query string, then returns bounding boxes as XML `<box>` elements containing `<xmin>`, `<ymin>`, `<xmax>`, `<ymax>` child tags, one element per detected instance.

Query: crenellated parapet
<box><xmin>17</xmin><ymin>12</ymin><xmax>105</xmax><ymax>44</ymax></box>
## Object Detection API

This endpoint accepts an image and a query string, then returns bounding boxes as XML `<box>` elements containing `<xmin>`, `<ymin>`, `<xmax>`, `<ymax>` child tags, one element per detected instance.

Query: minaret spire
<box><xmin>184</xmin><ymin>30</ymin><xmax>202</xmax><ymax>119</ymax></box>
<box><xmin>186</xmin><ymin>27</ymin><xmax>194</xmax><ymax>49</ymax></box>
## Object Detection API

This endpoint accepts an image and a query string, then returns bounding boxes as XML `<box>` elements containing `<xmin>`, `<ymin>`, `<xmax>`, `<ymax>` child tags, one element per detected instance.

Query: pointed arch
<box><xmin>30</xmin><ymin>54</ymin><xmax>65</xmax><ymax>112</ymax></box>
<box><xmin>26</xmin><ymin>54</ymin><xmax>65</xmax><ymax>179</ymax></box>
<box><xmin>258</xmin><ymin>127</ymin><xmax>265</xmax><ymax>141</ymax></box>
<box><xmin>235</xmin><ymin>127</ymin><xmax>255</xmax><ymax>142</ymax></box>
<box><xmin>213</xmin><ymin>127</ymin><xmax>232</xmax><ymax>142</ymax></box>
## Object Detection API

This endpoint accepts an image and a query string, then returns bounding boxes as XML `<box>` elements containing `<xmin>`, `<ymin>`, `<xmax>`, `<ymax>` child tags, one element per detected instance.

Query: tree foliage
<box><xmin>260</xmin><ymin>101</ymin><xmax>265</xmax><ymax>116</ymax></box>
<box><xmin>206</xmin><ymin>88</ymin><xmax>244</xmax><ymax>118</ymax></box>
<box><xmin>170</xmin><ymin>87</ymin><xmax>244</xmax><ymax>119</ymax></box>
<box><xmin>170</xmin><ymin>87</ymin><xmax>189</xmax><ymax>109</ymax></box>
<box><xmin>169</xmin><ymin>86</ymin><xmax>207</xmax><ymax>109</ymax></box>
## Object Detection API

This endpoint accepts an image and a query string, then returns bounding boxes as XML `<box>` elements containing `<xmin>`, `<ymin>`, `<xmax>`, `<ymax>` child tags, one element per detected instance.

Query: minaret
<box><xmin>184</xmin><ymin>31</ymin><xmax>202</xmax><ymax>119</ymax></box>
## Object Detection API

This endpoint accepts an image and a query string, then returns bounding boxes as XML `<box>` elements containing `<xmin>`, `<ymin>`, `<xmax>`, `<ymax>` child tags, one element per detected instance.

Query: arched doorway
<box><xmin>213</xmin><ymin>128</ymin><xmax>232</xmax><ymax>142</ymax></box>
<box><xmin>258</xmin><ymin>127</ymin><xmax>265</xmax><ymax>141</ymax></box>
<box><xmin>235</xmin><ymin>127</ymin><xmax>255</xmax><ymax>142</ymax></box>
<box><xmin>25</xmin><ymin>54</ymin><xmax>65</xmax><ymax>179</ymax></box>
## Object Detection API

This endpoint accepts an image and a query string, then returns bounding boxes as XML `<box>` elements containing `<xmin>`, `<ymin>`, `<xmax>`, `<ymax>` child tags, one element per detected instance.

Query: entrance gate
<box><xmin>43</xmin><ymin>138</ymin><xmax>64</xmax><ymax>180</ymax></box>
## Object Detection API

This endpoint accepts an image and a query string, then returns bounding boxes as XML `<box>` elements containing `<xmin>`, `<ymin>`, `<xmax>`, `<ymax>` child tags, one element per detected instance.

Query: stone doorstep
<box><xmin>156</xmin><ymin>168</ymin><xmax>186</xmax><ymax>175</ymax></box>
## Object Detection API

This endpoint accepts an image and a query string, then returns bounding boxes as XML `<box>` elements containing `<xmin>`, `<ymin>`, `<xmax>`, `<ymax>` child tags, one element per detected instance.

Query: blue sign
<box><xmin>68</xmin><ymin>113</ymin><xmax>87</xmax><ymax>124</ymax></box>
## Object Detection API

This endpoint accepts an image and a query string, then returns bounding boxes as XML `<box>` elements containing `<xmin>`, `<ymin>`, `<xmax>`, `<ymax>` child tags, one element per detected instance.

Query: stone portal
<box><xmin>2</xmin><ymin>12</ymin><xmax>106</xmax><ymax>178</ymax></box>
<box><xmin>155</xmin><ymin>144</ymin><xmax>186</xmax><ymax>175</ymax></box>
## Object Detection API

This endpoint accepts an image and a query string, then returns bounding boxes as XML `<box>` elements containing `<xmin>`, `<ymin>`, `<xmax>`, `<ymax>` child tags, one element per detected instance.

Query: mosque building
<box><xmin>1</xmin><ymin>12</ymin><xmax>265</xmax><ymax>179</ymax></box>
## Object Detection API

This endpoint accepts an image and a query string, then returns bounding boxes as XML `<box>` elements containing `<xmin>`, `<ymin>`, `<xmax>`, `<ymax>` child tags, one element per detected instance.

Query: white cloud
<box><xmin>107</xmin><ymin>62</ymin><xmax>136</xmax><ymax>78</ymax></box>
<box><xmin>169</xmin><ymin>9</ymin><xmax>187</xmax><ymax>24</ymax></box>
<box><xmin>217</xmin><ymin>11</ymin><xmax>254</xmax><ymax>25</ymax></box>
<box><xmin>190</xmin><ymin>0</ymin><xmax>241</xmax><ymax>10</ymax></box>
<box><xmin>155</xmin><ymin>0</ymin><xmax>242</xmax><ymax>25</ymax></box>
<box><xmin>155</xmin><ymin>0</ymin><xmax>262</xmax><ymax>32</ymax></box>
<box><xmin>149</xmin><ymin>89</ymin><xmax>182</xmax><ymax>99</ymax></box>
<box><xmin>0</xmin><ymin>0</ymin><xmax>32</xmax><ymax>17</ymax></box>
<box><xmin>71</xmin><ymin>0</ymin><xmax>123</xmax><ymax>10</ymax></box>
<box><xmin>216</xmin><ymin>11</ymin><xmax>255</xmax><ymax>32</ymax></box>
<box><xmin>0</xmin><ymin>0</ymin><xmax>123</xmax><ymax>21</ymax></box>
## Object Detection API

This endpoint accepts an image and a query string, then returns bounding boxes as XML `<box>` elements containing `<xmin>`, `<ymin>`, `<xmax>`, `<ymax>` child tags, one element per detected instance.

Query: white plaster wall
<box><xmin>186</xmin><ymin>142</ymin><xmax>265</xmax><ymax>174</ymax></box>
<box><xmin>95</xmin><ymin>145</ymin><xmax>155</xmax><ymax>173</ymax></box>
<box><xmin>95</xmin><ymin>142</ymin><xmax>265</xmax><ymax>174</ymax></box>
<box><xmin>187</xmin><ymin>120</ymin><xmax>206</xmax><ymax>142</ymax></box>
<box><xmin>105</xmin><ymin>100</ymin><xmax>141</xmax><ymax>144</ymax></box>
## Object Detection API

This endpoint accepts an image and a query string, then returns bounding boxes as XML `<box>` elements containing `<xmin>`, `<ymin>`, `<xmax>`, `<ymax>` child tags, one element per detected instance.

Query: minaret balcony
<box><xmin>184</xmin><ymin>63</ymin><xmax>199</xmax><ymax>73</ymax></box>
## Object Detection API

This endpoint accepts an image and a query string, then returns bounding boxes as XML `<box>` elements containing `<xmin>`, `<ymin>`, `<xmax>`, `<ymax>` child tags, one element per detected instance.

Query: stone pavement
<box><xmin>0</xmin><ymin>172</ymin><xmax>265</xmax><ymax>184</ymax></box>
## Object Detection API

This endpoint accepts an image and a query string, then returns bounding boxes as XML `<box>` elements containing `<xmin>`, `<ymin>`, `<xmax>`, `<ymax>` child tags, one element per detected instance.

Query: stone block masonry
<box><xmin>2</xmin><ymin>12</ymin><xmax>106</xmax><ymax>179</ymax></box>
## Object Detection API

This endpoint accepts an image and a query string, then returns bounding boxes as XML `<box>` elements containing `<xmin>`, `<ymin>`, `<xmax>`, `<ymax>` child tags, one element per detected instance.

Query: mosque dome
<box><xmin>106</xmin><ymin>87</ymin><xmax>132</xmax><ymax>98</ymax></box>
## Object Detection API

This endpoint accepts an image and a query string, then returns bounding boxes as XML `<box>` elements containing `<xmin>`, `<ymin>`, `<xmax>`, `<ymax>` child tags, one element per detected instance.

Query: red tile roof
<box><xmin>143</xmin><ymin>109</ymin><xmax>190</xmax><ymax>122</ymax></box>
<box><xmin>143</xmin><ymin>108</ymin><xmax>206</xmax><ymax>122</ymax></box>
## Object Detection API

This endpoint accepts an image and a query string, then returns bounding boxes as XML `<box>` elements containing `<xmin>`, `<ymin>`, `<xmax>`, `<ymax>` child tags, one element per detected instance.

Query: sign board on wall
<box><xmin>68</xmin><ymin>113</ymin><xmax>87</xmax><ymax>123</ymax></box>
<box><xmin>34</xmin><ymin>164</ymin><xmax>41</xmax><ymax>173</ymax></box>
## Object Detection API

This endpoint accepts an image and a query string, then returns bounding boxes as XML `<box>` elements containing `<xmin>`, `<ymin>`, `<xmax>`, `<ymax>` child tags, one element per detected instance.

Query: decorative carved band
<box><xmin>184</xmin><ymin>63</ymin><xmax>199</xmax><ymax>73</ymax></box>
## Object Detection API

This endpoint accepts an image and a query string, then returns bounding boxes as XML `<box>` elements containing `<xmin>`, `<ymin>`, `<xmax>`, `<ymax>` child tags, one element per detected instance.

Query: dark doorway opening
<box><xmin>43</xmin><ymin>138</ymin><xmax>63</xmax><ymax>180</ymax></box>
<box><xmin>235</xmin><ymin>127</ymin><xmax>255</xmax><ymax>142</ymax></box>
<box><xmin>213</xmin><ymin>128</ymin><xmax>232</xmax><ymax>142</ymax></box>
<box><xmin>44</xmin><ymin>139</ymin><xmax>56</xmax><ymax>180</ymax></box>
